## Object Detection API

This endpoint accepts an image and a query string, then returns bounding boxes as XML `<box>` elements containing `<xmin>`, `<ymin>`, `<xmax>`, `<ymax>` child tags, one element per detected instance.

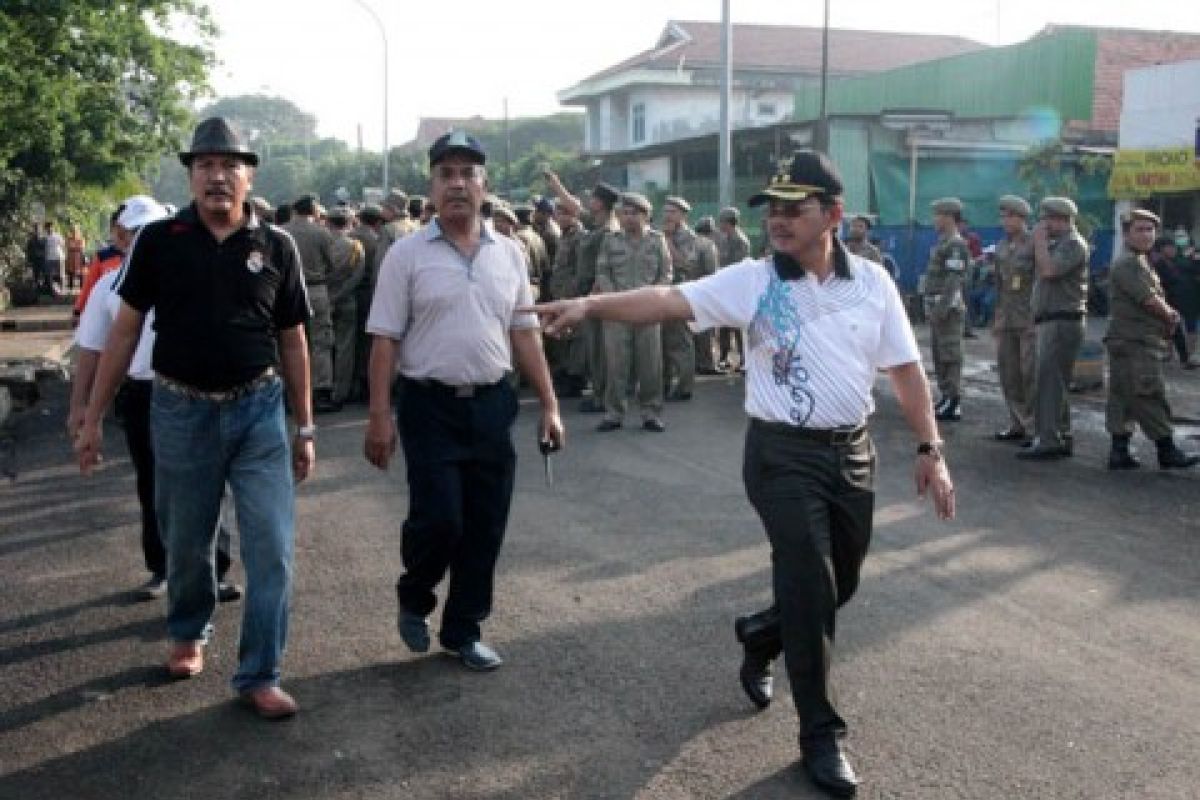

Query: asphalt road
<box><xmin>1</xmin><ymin>371</ymin><xmax>1198</xmax><ymax>800</ymax></box>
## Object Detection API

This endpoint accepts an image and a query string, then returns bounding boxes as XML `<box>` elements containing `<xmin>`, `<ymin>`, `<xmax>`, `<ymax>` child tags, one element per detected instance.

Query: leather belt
<box><xmin>404</xmin><ymin>376</ymin><xmax>504</xmax><ymax>399</ymax></box>
<box><xmin>751</xmin><ymin>418</ymin><xmax>866</xmax><ymax>445</ymax></box>
<box><xmin>155</xmin><ymin>367</ymin><xmax>277</xmax><ymax>403</ymax></box>
<box><xmin>1034</xmin><ymin>311</ymin><xmax>1084</xmax><ymax>324</ymax></box>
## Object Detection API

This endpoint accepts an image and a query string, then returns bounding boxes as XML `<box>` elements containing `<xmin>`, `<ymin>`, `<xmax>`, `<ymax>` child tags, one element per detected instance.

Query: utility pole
<box><xmin>717</xmin><ymin>0</ymin><xmax>733</xmax><ymax>209</ymax></box>
<box><xmin>815</xmin><ymin>0</ymin><xmax>830</xmax><ymax>152</ymax></box>
<box><xmin>504</xmin><ymin>98</ymin><xmax>512</xmax><ymax>195</ymax></box>
<box><xmin>352</xmin><ymin>0</ymin><xmax>388</xmax><ymax>192</ymax></box>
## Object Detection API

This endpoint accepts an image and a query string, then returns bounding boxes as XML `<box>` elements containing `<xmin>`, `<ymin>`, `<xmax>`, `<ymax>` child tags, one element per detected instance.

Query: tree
<box><xmin>0</xmin><ymin>1</ymin><xmax>214</xmax><ymax>288</ymax></box>
<box><xmin>1017</xmin><ymin>139</ymin><xmax>1113</xmax><ymax>238</ymax></box>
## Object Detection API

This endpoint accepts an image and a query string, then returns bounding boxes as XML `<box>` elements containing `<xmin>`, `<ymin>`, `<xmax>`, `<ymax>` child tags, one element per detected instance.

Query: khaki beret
<box><xmin>931</xmin><ymin>197</ymin><xmax>963</xmax><ymax>215</ymax></box>
<box><xmin>664</xmin><ymin>195</ymin><xmax>691</xmax><ymax>213</ymax></box>
<box><xmin>718</xmin><ymin>206</ymin><xmax>740</xmax><ymax>224</ymax></box>
<box><xmin>1126</xmin><ymin>208</ymin><xmax>1161</xmax><ymax>227</ymax></box>
<box><xmin>492</xmin><ymin>205</ymin><xmax>518</xmax><ymax>226</ymax></box>
<box><xmin>1039</xmin><ymin>196</ymin><xmax>1078</xmax><ymax>218</ymax></box>
<box><xmin>621</xmin><ymin>192</ymin><xmax>652</xmax><ymax>215</ymax></box>
<box><xmin>998</xmin><ymin>195</ymin><xmax>1032</xmax><ymax>217</ymax></box>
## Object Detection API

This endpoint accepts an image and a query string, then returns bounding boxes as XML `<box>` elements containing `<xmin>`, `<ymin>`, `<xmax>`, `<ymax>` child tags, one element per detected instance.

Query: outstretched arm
<box><xmin>521</xmin><ymin>287</ymin><xmax>693</xmax><ymax>338</ymax></box>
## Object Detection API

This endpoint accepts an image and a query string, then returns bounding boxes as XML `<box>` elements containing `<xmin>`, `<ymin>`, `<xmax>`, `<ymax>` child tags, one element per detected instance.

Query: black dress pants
<box><xmin>114</xmin><ymin>380</ymin><xmax>232</xmax><ymax>579</ymax></box>
<box><xmin>742</xmin><ymin>420</ymin><xmax>875</xmax><ymax>747</ymax></box>
<box><xmin>396</xmin><ymin>377</ymin><xmax>519</xmax><ymax>648</ymax></box>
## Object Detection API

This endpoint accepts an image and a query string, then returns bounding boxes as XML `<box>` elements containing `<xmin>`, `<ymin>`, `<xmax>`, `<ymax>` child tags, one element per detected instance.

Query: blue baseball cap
<box><xmin>428</xmin><ymin>130</ymin><xmax>486</xmax><ymax>166</ymax></box>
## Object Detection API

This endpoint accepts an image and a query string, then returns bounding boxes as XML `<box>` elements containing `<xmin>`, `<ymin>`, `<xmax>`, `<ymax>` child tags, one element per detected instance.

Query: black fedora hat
<box><xmin>179</xmin><ymin>117</ymin><xmax>259</xmax><ymax>167</ymax></box>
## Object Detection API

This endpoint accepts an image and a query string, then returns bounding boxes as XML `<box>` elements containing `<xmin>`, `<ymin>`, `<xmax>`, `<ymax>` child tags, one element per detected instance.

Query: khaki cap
<box><xmin>931</xmin><ymin>197</ymin><xmax>963</xmax><ymax>215</ymax></box>
<box><xmin>1126</xmin><ymin>208</ymin><xmax>1161</xmax><ymax>226</ymax></box>
<box><xmin>492</xmin><ymin>205</ymin><xmax>518</xmax><ymax>226</ymax></box>
<box><xmin>718</xmin><ymin>206</ymin><xmax>740</xmax><ymax>224</ymax></box>
<box><xmin>998</xmin><ymin>195</ymin><xmax>1031</xmax><ymax>217</ymax></box>
<box><xmin>664</xmin><ymin>196</ymin><xmax>691</xmax><ymax>213</ymax></box>
<box><xmin>621</xmin><ymin>192</ymin><xmax>652</xmax><ymax>215</ymax></box>
<box><xmin>1039</xmin><ymin>196</ymin><xmax>1078</xmax><ymax>218</ymax></box>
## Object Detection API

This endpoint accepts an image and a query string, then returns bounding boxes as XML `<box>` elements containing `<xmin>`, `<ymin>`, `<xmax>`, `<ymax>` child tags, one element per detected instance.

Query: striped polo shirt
<box><xmin>679</xmin><ymin>243</ymin><xmax>919</xmax><ymax>428</ymax></box>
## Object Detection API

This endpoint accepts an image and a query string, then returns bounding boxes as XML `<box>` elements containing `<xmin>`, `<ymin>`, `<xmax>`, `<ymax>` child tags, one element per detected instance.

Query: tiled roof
<box><xmin>581</xmin><ymin>20</ymin><xmax>986</xmax><ymax>83</ymax></box>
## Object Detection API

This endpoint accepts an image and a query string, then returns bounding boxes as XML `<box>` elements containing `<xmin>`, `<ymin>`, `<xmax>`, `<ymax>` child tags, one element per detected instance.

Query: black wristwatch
<box><xmin>917</xmin><ymin>441</ymin><xmax>944</xmax><ymax>460</ymax></box>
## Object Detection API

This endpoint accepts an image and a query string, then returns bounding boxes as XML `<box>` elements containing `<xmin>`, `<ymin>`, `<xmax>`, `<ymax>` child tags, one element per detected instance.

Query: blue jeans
<box><xmin>151</xmin><ymin>376</ymin><xmax>295</xmax><ymax>692</ymax></box>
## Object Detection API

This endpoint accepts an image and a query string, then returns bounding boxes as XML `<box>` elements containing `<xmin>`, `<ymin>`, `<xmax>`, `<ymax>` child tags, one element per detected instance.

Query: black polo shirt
<box><xmin>118</xmin><ymin>203</ymin><xmax>311</xmax><ymax>391</ymax></box>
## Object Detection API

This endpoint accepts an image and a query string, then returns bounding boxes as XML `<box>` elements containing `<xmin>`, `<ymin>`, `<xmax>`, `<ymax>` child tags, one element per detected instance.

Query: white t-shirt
<box><xmin>75</xmin><ymin>269</ymin><xmax>155</xmax><ymax>380</ymax></box>
<box><xmin>44</xmin><ymin>232</ymin><xmax>66</xmax><ymax>262</ymax></box>
<box><xmin>679</xmin><ymin>251</ymin><xmax>920</xmax><ymax>428</ymax></box>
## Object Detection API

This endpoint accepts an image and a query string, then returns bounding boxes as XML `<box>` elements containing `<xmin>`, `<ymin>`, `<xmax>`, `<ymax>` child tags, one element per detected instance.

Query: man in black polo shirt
<box><xmin>76</xmin><ymin>117</ymin><xmax>314</xmax><ymax>720</ymax></box>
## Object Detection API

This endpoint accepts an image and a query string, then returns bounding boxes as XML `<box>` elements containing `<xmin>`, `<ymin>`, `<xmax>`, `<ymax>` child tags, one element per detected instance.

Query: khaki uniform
<box><xmin>662</xmin><ymin>226</ymin><xmax>700</xmax><ymax>395</ymax></box>
<box><xmin>329</xmin><ymin>232</ymin><xmax>365</xmax><ymax>403</ymax></box>
<box><xmin>548</xmin><ymin>223</ymin><xmax>588</xmax><ymax>382</ymax></box>
<box><xmin>1104</xmin><ymin>249</ymin><xmax>1174</xmax><ymax>441</ymax></box>
<box><xmin>349</xmin><ymin>225</ymin><xmax>380</xmax><ymax>397</ymax></box>
<box><xmin>718</xmin><ymin>227</ymin><xmax>752</xmax><ymax>366</ymax></box>
<box><xmin>992</xmin><ymin>231</ymin><xmax>1036</xmax><ymax>433</ymax></box>
<box><xmin>376</xmin><ymin>217</ymin><xmax>418</xmax><ymax>273</ymax></box>
<box><xmin>283</xmin><ymin>217</ymin><xmax>335</xmax><ymax>392</ymax></box>
<box><xmin>595</xmin><ymin>228</ymin><xmax>672</xmax><ymax>420</ymax></box>
<box><xmin>516</xmin><ymin>226</ymin><xmax>549</xmax><ymax>297</ymax></box>
<box><xmin>534</xmin><ymin>217</ymin><xmax>562</xmax><ymax>279</ymax></box>
<box><xmin>844</xmin><ymin>237</ymin><xmax>882</xmax><ymax>264</ymax></box>
<box><xmin>924</xmin><ymin>232</ymin><xmax>971</xmax><ymax>398</ymax></box>
<box><xmin>693</xmin><ymin>235</ymin><xmax>721</xmax><ymax>372</ymax></box>
<box><xmin>1031</xmin><ymin>230</ymin><xmax>1089</xmax><ymax>445</ymax></box>
<box><xmin>579</xmin><ymin>216</ymin><xmax>621</xmax><ymax>401</ymax></box>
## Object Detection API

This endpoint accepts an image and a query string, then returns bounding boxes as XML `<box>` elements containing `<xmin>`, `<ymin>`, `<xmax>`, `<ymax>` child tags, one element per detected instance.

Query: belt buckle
<box><xmin>454</xmin><ymin>385</ymin><xmax>475</xmax><ymax>398</ymax></box>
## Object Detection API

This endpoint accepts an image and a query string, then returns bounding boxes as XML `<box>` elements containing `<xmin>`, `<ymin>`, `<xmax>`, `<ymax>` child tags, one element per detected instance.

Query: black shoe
<box><xmin>217</xmin><ymin>581</ymin><xmax>243</xmax><ymax>602</ymax></box>
<box><xmin>1157</xmin><ymin>438</ymin><xmax>1200</xmax><ymax>469</ymax></box>
<box><xmin>934</xmin><ymin>396</ymin><xmax>961</xmax><ymax>421</ymax></box>
<box><xmin>665</xmin><ymin>391</ymin><xmax>692</xmax><ymax>402</ymax></box>
<box><xmin>802</xmin><ymin>746</ymin><xmax>860</xmax><ymax>798</ymax></box>
<box><xmin>642</xmin><ymin>418</ymin><xmax>666</xmax><ymax>433</ymax></box>
<box><xmin>596</xmin><ymin>419</ymin><xmax>622</xmax><ymax>432</ymax></box>
<box><xmin>734</xmin><ymin>610</ymin><xmax>779</xmax><ymax>710</ymax></box>
<box><xmin>397</xmin><ymin>610</ymin><xmax>431</xmax><ymax>653</ymax></box>
<box><xmin>579</xmin><ymin>398</ymin><xmax>606</xmax><ymax>414</ymax></box>
<box><xmin>993</xmin><ymin>427</ymin><xmax>1028</xmax><ymax>443</ymax></box>
<box><xmin>447</xmin><ymin>640</ymin><xmax>503</xmax><ymax>671</ymax></box>
<box><xmin>1107</xmin><ymin>436</ymin><xmax>1140</xmax><ymax>470</ymax></box>
<box><xmin>1016</xmin><ymin>439</ymin><xmax>1068</xmax><ymax>461</ymax></box>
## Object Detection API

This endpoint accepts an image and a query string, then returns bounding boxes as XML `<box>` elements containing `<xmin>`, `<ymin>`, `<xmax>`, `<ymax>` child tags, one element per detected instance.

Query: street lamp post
<box><xmin>352</xmin><ymin>0</ymin><xmax>389</xmax><ymax>193</ymax></box>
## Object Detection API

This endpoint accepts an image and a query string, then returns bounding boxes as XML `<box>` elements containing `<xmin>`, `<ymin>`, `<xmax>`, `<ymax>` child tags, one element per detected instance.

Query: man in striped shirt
<box><xmin>523</xmin><ymin>151</ymin><xmax>955</xmax><ymax>799</ymax></box>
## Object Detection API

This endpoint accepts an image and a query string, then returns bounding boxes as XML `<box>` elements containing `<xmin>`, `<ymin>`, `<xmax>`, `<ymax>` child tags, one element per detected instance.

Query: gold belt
<box><xmin>155</xmin><ymin>367</ymin><xmax>277</xmax><ymax>402</ymax></box>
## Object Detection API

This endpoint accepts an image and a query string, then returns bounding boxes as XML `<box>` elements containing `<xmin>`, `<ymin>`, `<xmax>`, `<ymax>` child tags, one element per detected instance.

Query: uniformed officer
<box><xmin>925</xmin><ymin>198</ymin><xmax>971</xmax><ymax>420</ymax></box>
<box><xmin>1017</xmin><ymin>197</ymin><xmax>1090</xmax><ymax>460</ymax></box>
<box><xmin>532</xmin><ymin>197</ymin><xmax>562</xmax><ymax>268</ymax></box>
<box><xmin>1104</xmin><ymin>210</ymin><xmax>1199</xmax><ymax>470</ymax></box>
<box><xmin>717</xmin><ymin>206</ymin><xmax>752</xmax><ymax>372</ymax></box>
<box><xmin>513</xmin><ymin>204</ymin><xmax>550</xmax><ymax>297</ymax></box>
<box><xmin>992</xmin><ymin>195</ymin><xmax>1036</xmax><ymax>442</ymax></box>
<box><xmin>326</xmin><ymin>206</ymin><xmax>365</xmax><ymax>406</ymax></box>
<box><xmin>578</xmin><ymin>182</ymin><xmax>623</xmax><ymax>412</ymax></box>
<box><xmin>595</xmin><ymin>192</ymin><xmax>671</xmax><ymax>432</ymax></box>
<box><xmin>661</xmin><ymin>196</ymin><xmax>699</xmax><ymax>401</ymax></box>
<box><xmin>283</xmin><ymin>193</ymin><xmax>338</xmax><ymax>413</ymax></box>
<box><xmin>693</xmin><ymin>216</ymin><xmax>722</xmax><ymax>375</ymax></box>
<box><xmin>349</xmin><ymin>204</ymin><xmax>383</xmax><ymax>401</ymax></box>
<box><xmin>843</xmin><ymin>215</ymin><xmax>882</xmax><ymax>263</ymax></box>
<box><xmin>547</xmin><ymin>200</ymin><xmax>588</xmax><ymax>396</ymax></box>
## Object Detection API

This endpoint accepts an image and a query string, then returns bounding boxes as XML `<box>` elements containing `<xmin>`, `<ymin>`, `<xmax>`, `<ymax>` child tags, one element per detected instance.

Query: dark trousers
<box><xmin>396</xmin><ymin>377</ymin><xmax>519</xmax><ymax>648</ymax></box>
<box><xmin>741</xmin><ymin>420</ymin><xmax>875</xmax><ymax>747</ymax></box>
<box><xmin>114</xmin><ymin>380</ymin><xmax>232</xmax><ymax>579</ymax></box>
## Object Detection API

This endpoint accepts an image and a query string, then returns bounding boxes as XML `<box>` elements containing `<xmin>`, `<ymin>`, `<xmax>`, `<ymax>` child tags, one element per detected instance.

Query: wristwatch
<box><xmin>296</xmin><ymin>424</ymin><xmax>317</xmax><ymax>440</ymax></box>
<box><xmin>917</xmin><ymin>441</ymin><xmax>944</xmax><ymax>460</ymax></box>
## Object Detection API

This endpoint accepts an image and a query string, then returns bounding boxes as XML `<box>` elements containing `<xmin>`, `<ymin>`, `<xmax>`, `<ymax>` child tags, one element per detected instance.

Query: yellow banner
<box><xmin>1108</xmin><ymin>148</ymin><xmax>1200</xmax><ymax>199</ymax></box>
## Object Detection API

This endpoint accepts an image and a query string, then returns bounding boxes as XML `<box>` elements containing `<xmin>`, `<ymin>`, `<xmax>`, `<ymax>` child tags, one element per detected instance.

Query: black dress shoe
<box><xmin>642</xmin><ymin>418</ymin><xmax>666</xmax><ymax>433</ymax></box>
<box><xmin>993</xmin><ymin>427</ymin><xmax>1027</xmax><ymax>442</ymax></box>
<box><xmin>595</xmin><ymin>419</ymin><xmax>622</xmax><ymax>432</ymax></box>
<box><xmin>739</xmin><ymin>658</ymin><xmax>773</xmax><ymax>710</ymax></box>
<box><xmin>802</xmin><ymin>746</ymin><xmax>860</xmax><ymax>798</ymax></box>
<box><xmin>734</xmin><ymin>610</ymin><xmax>780</xmax><ymax>710</ymax></box>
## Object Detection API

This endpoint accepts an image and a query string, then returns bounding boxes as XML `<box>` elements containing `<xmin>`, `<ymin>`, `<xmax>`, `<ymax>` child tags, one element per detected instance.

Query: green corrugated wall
<box><xmin>828</xmin><ymin>121</ymin><xmax>871</xmax><ymax>212</ymax></box>
<box><xmin>794</xmin><ymin>29</ymin><xmax>1097</xmax><ymax>124</ymax></box>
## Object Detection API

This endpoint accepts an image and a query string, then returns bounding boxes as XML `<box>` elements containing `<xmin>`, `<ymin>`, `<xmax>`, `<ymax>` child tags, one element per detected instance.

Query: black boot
<box><xmin>1107</xmin><ymin>435</ymin><xmax>1140</xmax><ymax>470</ymax></box>
<box><xmin>934</xmin><ymin>395</ymin><xmax>961</xmax><ymax>421</ymax></box>
<box><xmin>734</xmin><ymin>608</ymin><xmax>782</xmax><ymax>710</ymax></box>
<box><xmin>1156</xmin><ymin>437</ymin><xmax>1200</xmax><ymax>470</ymax></box>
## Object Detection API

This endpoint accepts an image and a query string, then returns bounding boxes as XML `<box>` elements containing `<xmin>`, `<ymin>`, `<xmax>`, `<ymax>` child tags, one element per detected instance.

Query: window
<box><xmin>757</xmin><ymin>102</ymin><xmax>777</xmax><ymax>118</ymax></box>
<box><xmin>632</xmin><ymin>103</ymin><xmax>646</xmax><ymax>144</ymax></box>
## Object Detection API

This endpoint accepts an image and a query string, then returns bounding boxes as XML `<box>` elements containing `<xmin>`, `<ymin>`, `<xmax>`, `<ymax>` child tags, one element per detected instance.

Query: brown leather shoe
<box><xmin>239</xmin><ymin>686</ymin><xmax>299</xmax><ymax>719</ymax></box>
<box><xmin>166</xmin><ymin>641</ymin><xmax>204</xmax><ymax>679</ymax></box>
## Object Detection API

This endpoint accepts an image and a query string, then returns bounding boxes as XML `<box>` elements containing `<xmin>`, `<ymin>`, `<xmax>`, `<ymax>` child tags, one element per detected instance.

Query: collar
<box><xmin>176</xmin><ymin>202</ymin><xmax>260</xmax><ymax>232</ymax></box>
<box><xmin>772</xmin><ymin>238</ymin><xmax>853</xmax><ymax>282</ymax></box>
<box><xmin>425</xmin><ymin>217</ymin><xmax>495</xmax><ymax>244</ymax></box>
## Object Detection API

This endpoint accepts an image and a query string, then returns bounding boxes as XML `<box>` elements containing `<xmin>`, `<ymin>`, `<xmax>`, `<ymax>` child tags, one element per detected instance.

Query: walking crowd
<box><xmin>62</xmin><ymin>115</ymin><xmax>1196</xmax><ymax>798</ymax></box>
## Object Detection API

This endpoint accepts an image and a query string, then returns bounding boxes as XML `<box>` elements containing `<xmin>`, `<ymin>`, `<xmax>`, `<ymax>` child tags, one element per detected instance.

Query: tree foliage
<box><xmin>0</xmin><ymin>0</ymin><xmax>214</xmax><ymax>285</ymax></box>
<box><xmin>1017</xmin><ymin>139</ymin><xmax>1113</xmax><ymax>238</ymax></box>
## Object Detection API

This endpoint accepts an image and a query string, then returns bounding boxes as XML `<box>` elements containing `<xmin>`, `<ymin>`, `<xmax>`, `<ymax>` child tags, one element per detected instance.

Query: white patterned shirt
<box><xmin>679</xmin><ymin>245</ymin><xmax>919</xmax><ymax>428</ymax></box>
